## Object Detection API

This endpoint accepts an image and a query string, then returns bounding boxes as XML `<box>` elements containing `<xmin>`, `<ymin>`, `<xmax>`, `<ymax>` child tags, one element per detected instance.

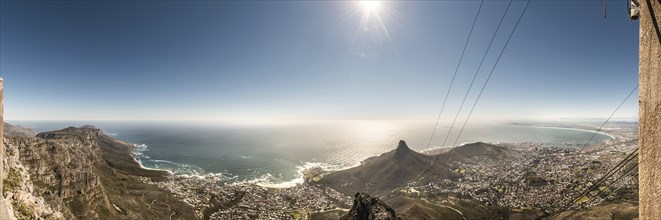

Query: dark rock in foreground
<box><xmin>341</xmin><ymin>193</ymin><xmax>399</xmax><ymax>220</ymax></box>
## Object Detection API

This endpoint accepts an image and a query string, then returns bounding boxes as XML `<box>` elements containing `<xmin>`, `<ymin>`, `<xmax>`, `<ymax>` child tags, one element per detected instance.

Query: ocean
<box><xmin>10</xmin><ymin>120</ymin><xmax>612</xmax><ymax>187</ymax></box>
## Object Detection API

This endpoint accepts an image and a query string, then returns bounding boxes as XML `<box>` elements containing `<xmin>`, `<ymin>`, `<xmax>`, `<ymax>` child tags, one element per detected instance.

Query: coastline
<box><xmin>500</xmin><ymin>123</ymin><xmax>616</xmax><ymax>140</ymax></box>
<box><xmin>126</xmin><ymin>123</ymin><xmax>617</xmax><ymax>189</ymax></box>
<box><xmin>130</xmin><ymin>144</ymin><xmax>175</xmax><ymax>174</ymax></box>
<box><xmin>129</xmin><ymin>142</ymin><xmax>358</xmax><ymax>188</ymax></box>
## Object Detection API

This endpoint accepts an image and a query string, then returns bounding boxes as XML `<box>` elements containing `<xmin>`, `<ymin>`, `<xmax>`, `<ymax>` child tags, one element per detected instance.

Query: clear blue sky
<box><xmin>0</xmin><ymin>0</ymin><xmax>639</xmax><ymax>122</ymax></box>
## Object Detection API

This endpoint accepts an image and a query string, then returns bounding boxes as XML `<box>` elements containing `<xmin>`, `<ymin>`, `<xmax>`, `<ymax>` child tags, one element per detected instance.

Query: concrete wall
<box><xmin>0</xmin><ymin>78</ymin><xmax>3</xmax><ymax>195</ymax></box>
<box><xmin>639</xmin><ymin>0</ymin><xmax>661</xmax><ymax>219</ymax></box>
<box><xmin>0</xmin><ymin>78</ymin><xmax>4</xmax><ymax>216</ymax></box>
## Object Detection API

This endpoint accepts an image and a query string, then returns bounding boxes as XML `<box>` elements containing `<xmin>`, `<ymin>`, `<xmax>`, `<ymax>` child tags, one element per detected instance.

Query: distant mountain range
<box><xmin>4</xmin><ymin>123</ymin><xmax>37</xmax><ymax>137</ymax></box>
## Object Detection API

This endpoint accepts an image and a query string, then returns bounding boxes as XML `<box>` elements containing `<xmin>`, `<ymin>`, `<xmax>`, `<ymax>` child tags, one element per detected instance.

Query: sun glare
<box><xmin>359</xmin><ymin>1</ymin><xmax>383</xmax><ymax>14</ymax></box>
<box><xmin>346</xmin><ymin>0</ymin><xmax>396</xmax><ymax>59</ymax></box>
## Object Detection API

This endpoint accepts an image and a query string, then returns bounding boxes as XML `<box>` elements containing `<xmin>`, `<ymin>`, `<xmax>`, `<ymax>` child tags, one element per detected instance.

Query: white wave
<box><xmin>151</xmin><ymin>159</ymin><xmax>180</xmax><ymax>166</ymax></box>
<box><xmin>133</xmin><ymin>144</ymin><xmax>149</xmax><ymax>156</ymax></box>
<box><xmin>256</xmin><ymin>176</ymin><xmax>302</xmax><ymax>188</ymax></box>
<box><xmin>238</xmin><ymin>155</ymin><xmax>254</xmax><ymax>159</ymax></box>
<box><xmin>130</xmin><ymin>143</ymin><xmax>230</xmax><ymax>180</ymax></box>
<box><xmin>231</xmin><ymin>174</ymin><xmax>273</xmax><ymax>186</ymax></box>
<box><xmin>129</xmin><ymin>145</ymin><xmax>360</xmax><ymax>189</ymax></box>
<box><xmin>176</xmin><ymin>172</ymin><xmax>229</xmax><ymax>181</ymax></box>
<box><xmin>132</xmin><ymin>144</ymin><xmax>150</xmax><ymax>166</ymax></box>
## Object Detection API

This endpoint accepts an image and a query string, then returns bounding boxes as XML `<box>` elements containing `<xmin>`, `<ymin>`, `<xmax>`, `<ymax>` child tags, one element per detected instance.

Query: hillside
<box><xmin>317</xmin><ymin>140</ymin><xmax>506</xmax><ymax>196</ymax></box>
<box><xmin>2</xmin><ymin>126</ymin><xmax>198</xmax><ymax>219</ymax></box>
<box><xmin>437</xmin><ymin>141</ymin><xmax>507</xmax><ymax>162</ymax></box>
<box><xmin>315</xmin><ymin>140</ymin><xmax>510</xmax><ymax>219</ymax></box>
<box><xmin>317</xmin><ymin>141</ymin><xmax>455</xmax><ymax>196</ymax></box>
<box><xmin>381</xmin><ymin>193</ymin><xmax>511</xmax><ymax>220</ymax></box>
<box><xmin>4</xmin><ymin>123</ymin><xmax>37</xmax><ymax>137</ymax></box>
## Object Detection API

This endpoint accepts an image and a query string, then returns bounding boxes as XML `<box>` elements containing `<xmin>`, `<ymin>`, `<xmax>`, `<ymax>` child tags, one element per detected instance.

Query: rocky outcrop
<box><xmin>3</xmin><ymin>135</ymin><xmax>65</xmax><ymax>220</ymax></box>
<box><xmin>318</xmin><ymin>140</ymin><xmax>508</xmax><ymax>196</ymax></box>
<box><xmin>7</xmin><ymin>135</ymin><xmax>107</xmax><ymax>219</ymax></box>
<box><xmin>318</xmin><ymin>140</ymin><xmax>458</xmax><ymax>195</ymax></box>
<box><xmin>393</xmin><ymin>140</ymin><xmax>413</xmax><ymax>160</ymax></box>
<box><xmin>341</xmin><ymin>193</ymin><xmax>399</xmax><ymax>220</ymax></box>
<box><xmin>2</xmin><ymin>125</ymin><xmax>198</xmax><ymax>219</ymax></box>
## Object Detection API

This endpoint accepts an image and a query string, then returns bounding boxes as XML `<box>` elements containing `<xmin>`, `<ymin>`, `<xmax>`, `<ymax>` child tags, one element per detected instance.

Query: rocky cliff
<box><xmin>2</xmin><ymin>125</ymin><xmax>197</xmax><ymax>219</ymax></box>
<box><xmin>2</xmin><ymin>135</ymin><xmax>65</xmax><ymax>220</ymax></box>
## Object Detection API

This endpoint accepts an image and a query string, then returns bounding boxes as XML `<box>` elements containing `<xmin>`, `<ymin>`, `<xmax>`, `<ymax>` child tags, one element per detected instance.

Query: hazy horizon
<box><xmin>5</xmin><ymin>118</ymin><xmax>617</xmax><ymax>187</ymax></box>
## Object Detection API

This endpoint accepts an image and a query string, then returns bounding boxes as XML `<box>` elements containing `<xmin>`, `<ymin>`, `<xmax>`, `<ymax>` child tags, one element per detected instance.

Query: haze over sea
<box><xmin>10</xmin><ymin>120</ymin><xmax>611</xmax><ymax>187</ymax></box>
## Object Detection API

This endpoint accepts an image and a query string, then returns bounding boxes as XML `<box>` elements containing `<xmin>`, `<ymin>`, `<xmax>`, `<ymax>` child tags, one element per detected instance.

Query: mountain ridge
<box><xmin>317</xmin><ymin>140</ymin><xmax>506</xmax><ymax>196</ymax></box>
<box><xmin>3</xmin><ymin>125</ymin><xmax>197</xmax><ymax>219</ymax></box>
<box><xmin>3</xmin><ymin>123</ymin><xmax>37</xmax><ymax>137</ymax></box>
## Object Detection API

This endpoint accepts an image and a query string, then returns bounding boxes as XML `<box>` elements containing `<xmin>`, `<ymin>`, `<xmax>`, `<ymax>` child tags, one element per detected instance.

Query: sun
<box><xmin>359</xmin><ymin>1</ymin><xmax>383</xmax><ymax>14</ymax></box>
<box><xmin>346</xmin><ymin>0</ymin><xmax>395</xmax><ymax>59</ymax></box>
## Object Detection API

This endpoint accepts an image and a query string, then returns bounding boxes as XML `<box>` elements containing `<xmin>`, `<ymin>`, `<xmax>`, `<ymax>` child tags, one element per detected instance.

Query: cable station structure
<box><xmin>638</xmin><ymin>0</ymin><xmax>661</xmax><ymax>218</ymax></box>
<box><xmin>421</xmin><ymin>0</ymin><xmax>659</xmax><ymax>219</ymax></box>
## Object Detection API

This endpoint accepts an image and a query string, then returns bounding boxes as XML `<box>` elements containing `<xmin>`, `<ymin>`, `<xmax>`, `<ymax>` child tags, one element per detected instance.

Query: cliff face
<box><xmin>2</xmin><ymin>126</ymin><xmax>198</xmax><ymax>220</ymax></box>
<box><xmin>8</xmin><ymin>134</ymin><xmax>109</xmax><ymax>219</ymax></box>
<box><xmin>3</xmin><ymin>136</ymin><xmax>65</xmax><ymax>220</ymax></box>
